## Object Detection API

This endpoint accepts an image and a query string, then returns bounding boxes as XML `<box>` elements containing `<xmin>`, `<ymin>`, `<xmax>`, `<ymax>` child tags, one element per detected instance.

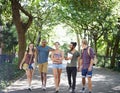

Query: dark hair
<box><xmin>71</xmin><ymin>42</ymin><xmax>77</xmax><ymax>47</ymax></box>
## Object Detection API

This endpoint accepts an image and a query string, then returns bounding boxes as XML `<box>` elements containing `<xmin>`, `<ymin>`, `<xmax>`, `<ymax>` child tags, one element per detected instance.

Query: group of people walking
<box><xmin>19</xmin><ymin>39</ymin><xmax>95</xmax><ymax>93</ymax></box>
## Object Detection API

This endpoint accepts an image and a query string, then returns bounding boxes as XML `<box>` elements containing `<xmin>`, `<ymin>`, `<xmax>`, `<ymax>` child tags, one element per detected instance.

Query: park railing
<box><xmin>0</xmin><ymin>54</ymin><xmax>24</xmax><ymax>90</ymax></box>
<box><xmin>97</xmin><ymin>55</ymin><xmax>120</xmax><ymax>69</ymax></box>
<box><xmin>0</xmin><ymin>54</ymin><xmax>15</xmax><ymax>63</ymax></box>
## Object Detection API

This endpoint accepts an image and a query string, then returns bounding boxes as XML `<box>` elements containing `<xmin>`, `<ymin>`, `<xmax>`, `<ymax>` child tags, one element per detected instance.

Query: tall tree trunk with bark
<box><xmin>111</xmin><ymin>30</ymin><xmax>120</xmax><ymax>68</ymax></box>
<box><xmin>11</xmin><ymin>0</ymin><xmax>33</xmax><ymax>65</ymax></box>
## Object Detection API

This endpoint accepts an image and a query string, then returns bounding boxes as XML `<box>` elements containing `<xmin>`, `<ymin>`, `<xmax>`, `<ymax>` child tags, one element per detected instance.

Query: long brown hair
<box><xmin>27</xmin><ymin>43</ymin><xmax>35</xmax><ymax>54</ymax></box>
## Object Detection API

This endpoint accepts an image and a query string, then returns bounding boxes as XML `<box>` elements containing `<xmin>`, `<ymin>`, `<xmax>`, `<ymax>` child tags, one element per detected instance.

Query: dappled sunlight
<box><xmin>2</xmin><ymin>65</ymin><xmax>120</xmax><ymax>93</ymax></box>
<box><xmin>92</xmin><ymin>74</ymin><xmax>106</xmax><ymax>81</ymax></box>
<box><xmin>4</xmin><ymin>80</ymin><xmax>28</xmax><ymax>92</ymax></box>
<box><xmin>112</xmin><ymin>86</ymin><xmax>120</xmax><ymax>91</ymax></box>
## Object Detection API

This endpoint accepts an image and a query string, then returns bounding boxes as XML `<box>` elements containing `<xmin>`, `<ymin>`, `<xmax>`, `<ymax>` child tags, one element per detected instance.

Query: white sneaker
<box><xmin>41</xmin><ymin>85</ymin><xmax>44</xmax><ymax>89</ymax></box>
<box><xmin>43</xmin><ymin>85</ymin><xmax>46</xmax><ymax>91</ymax></box>
<box><xmin>28</xmin><ymin>86</ymin><xmax>32</xmax><ymax>91</ymax></box>
<box><xmin>69</xmin><ymin>87</ymin><xmax>72</xmax><ymax>92</ymax></box>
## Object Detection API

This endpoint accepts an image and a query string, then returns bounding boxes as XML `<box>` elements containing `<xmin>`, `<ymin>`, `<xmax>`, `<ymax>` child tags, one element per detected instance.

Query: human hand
<box><xmin>78</xmin><ymin>66</ymin><xmax>82</xmax><ymax>72</ymax></box>
<box><xmin>88</xmin><ymin>66</ymin><xmax>92</xmax><ymax>71</ymax></box>
<box><xmin>19</xmin><ymin>64</ymin><xmax>22</xmax><ymax>70</ymax></box>
<box><xmin>68</xmin><ymin>57</ymin><xmax>72</xmax><ymax>60</ymax></box>
<box><xmin>65</xmin><ymin>57</ymin><xmax>69</xmax><ymax>60</ymax></box>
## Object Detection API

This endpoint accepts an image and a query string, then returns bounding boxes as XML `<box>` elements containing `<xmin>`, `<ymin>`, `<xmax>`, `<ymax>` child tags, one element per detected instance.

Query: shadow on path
<box><xmin>1</xmin><ymin>62</ymin><xmax>120</xmax><ymax>93</ymax></box>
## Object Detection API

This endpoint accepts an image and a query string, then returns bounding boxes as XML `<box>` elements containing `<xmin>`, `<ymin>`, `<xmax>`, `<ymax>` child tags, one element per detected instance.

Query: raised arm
<box><xmin>34</xmin><ymin>47</ymin><xmax>38</xmax><ymax>63</ymax></box>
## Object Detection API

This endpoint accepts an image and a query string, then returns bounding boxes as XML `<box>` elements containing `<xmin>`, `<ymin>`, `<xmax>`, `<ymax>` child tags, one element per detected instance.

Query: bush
<box><xmin>0</xmin><ymin>58</ymin><xmax>24</xmax><ymax>90</ymax></box>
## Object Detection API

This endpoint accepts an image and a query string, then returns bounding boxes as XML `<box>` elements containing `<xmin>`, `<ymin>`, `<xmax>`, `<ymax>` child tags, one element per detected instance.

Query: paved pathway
<box><xmin>1</xmin><ymin>62</ymin><xmax>120</xmax><ymax>93</ymax></box>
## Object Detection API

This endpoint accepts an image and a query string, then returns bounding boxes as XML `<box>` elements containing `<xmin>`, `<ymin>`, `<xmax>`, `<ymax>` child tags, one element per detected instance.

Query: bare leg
<box><xmin>41</xmin><ymin>72</ymin><xmax>44</xmax><ymax>85</ymax></box>
<box><xmin>88</xmin><ymin>77</ymin><xmax>92</xmax><ymax>92</ymax></box>
<box><xmin>82</xmin><ymin>78</ymin><xmax>86</xmax><ymax>87</ymax></box>
<box><xmin>26</xmin><ymin>69</ymin><xmax>34</xmax><ymax>88</ymax></box>
<box><xmin>43</xmin><ymin>73</ymin><xmax>47</xmax><ymax>86</ymax></box>
<box><xmin>57</xmin><ymin>69</ymin><xmax>62</xmax><ymax>88</ymax></box>
<box><xmin>53</xmin><ymin>68</ymin><xmax>58</xmax><ymax>90</ymax></box>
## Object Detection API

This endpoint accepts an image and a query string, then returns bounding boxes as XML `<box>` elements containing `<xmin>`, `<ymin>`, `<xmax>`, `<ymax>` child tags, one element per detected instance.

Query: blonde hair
<box><xmin>82</xmin><ymin>39</ymin><xmax>88</xmax><ymax>45</ymax></box>
<box><xmin>54</xmin><ymin>42</ymin><xmax>60</xmax><ymax>45</ymax></box>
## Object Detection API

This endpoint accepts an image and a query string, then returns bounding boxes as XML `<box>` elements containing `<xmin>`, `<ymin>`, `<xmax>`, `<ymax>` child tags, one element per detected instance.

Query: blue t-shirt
<box><xmin>37</xmin><ymin>46</ymin><xmax>52</xmax><ymax>64</ymax></box>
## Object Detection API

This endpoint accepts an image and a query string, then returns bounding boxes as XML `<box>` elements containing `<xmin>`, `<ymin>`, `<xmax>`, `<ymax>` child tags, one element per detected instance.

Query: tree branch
<box><xmin>18</xmin><ymin>3</ymin><xmax>33</xmax><ymax>32</ymax></box>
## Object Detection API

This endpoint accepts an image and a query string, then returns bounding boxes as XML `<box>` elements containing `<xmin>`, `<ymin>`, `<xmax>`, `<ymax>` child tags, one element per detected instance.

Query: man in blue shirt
<box><xmin>36</xmin><ymin>39</ymin><xmax>53</xmax><ymax>90</ymax></box>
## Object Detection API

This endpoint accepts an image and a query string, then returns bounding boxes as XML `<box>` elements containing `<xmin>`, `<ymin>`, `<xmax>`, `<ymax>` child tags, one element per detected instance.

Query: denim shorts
<box><xmin>82</xmin><ymin>68</ymin><xmax>93</xmax><ymax>78</ymax></box>
<box><xmin>52</xmin><ymin>64</ymin><xmax>63</xmax><ymax>69</ymax></box>
<box><xmin>28</xmin><ymin>63</ymin><xmax>35</xmax><ymax>70</ymax></box>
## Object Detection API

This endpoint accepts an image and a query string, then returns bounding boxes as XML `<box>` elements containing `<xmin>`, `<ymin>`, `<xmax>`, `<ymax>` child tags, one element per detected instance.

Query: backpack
<box><xmin>87</xmin><ymin>47</ymin><xmax>97</xmax><ymax>65</ymax></box>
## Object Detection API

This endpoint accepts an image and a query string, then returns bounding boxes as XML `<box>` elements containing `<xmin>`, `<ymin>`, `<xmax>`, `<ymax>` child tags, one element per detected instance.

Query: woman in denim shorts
<box><xmin>51</xmin><ymin>42</ymin><xmax>64</xmax><ymax>93</ymax></box>
<box><xmin>19</xmin><ymin>43</ymin><xmax>37</xmax><ymax>91</ymax></box>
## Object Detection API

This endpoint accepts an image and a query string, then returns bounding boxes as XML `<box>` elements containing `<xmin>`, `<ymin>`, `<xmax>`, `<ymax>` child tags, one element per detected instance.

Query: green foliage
<box><xmin>0</xmin><ymin>0</ymin><xmax>120</xmax><ymax>70</ymax></box>
<box><xmin>0</xmin><ymin>58</ymin><xmax>24</xmax><ymax>90</ymax></box>
<box><xmin>61</xmin><ymin>43</ymin><xmax>69</xmax><ymax>53</ymax></box>
<box><xmin>19</xmin><ymin>0</ymin><xmax>61</xmax><ymax>45</ymax></box>
<box><xmin>1</xmin><ymin>24</ymin><xmax>18</xmax><ymax>53</ymax></box>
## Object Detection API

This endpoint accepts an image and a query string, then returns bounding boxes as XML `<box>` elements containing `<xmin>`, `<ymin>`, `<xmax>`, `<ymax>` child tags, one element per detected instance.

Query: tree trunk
<box><xmin>93</xmin><ymin>39</ymin><xmax>97</xmax><ymax>54</ymax></box>
<box><xmin>76</xmin><ymin>30</ymin><xmax>80</xmax><ymax>52</ymax></box>
<box><xmin>18</xmin><ymin>31</ymin><xmax>26</xmax><ymax>65</ymax></box>
<box><xmin>111</xmin><ymin>31</ymin><xmax>120</xmax><ymax>68</ymax></box>
<box><xmin>11</xmin><ymin>0</ymin><xmax>33</xmax><ymax>65</ymax></box>
<box><xmin>105</xmin><ymin>42</ymin><xmax>110</xmax><ymax>57</ymax></box>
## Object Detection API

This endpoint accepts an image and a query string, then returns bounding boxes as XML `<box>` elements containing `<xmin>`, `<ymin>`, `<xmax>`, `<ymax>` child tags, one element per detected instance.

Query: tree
<box><xmin>2</xmin><ymin>23</ymin><xmax>18</xmax><ymax>54</ymax></box>
<box><xmin>111</xmin><ymin>18</ymin><xmax>120</xmax><ymax>68</ymax></box>
<box><xmin>10</xmin><ymin>0</ymin><xmax>33</xmax><ymax>64</ymax></box>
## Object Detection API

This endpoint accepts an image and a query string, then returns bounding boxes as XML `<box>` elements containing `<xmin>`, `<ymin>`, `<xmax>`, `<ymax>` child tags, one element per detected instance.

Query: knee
<box><xmin>87</xmin><ymin>77</ymin><xmax>92</xmax><ymax>82</ymax></box>
<box><xmin>26</xmin><ymin>73</ymin><xmax>31</xmax><ymax>78</ymax></box>
<box><xmin>82</xmin><ymin>78</ymin><xmax>85</xmax><ymax>80</ymax></box>
<box><xmin>54</xmin><ymin>74</ymin><xmax>58</xmax><ymax>79</ymax></box>
<box><xmin>26</xmin><ymin>73</ymin><xmax>32</xmax><ymax>78</ymax></box>
<box><xmin>58</xmin><ymin>74</ymin><xmax>61</xmax><ymax>78</ymax></box>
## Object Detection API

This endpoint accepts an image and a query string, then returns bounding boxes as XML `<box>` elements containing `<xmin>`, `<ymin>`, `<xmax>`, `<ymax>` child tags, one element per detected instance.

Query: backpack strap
<box><xmin>87</xmin><ymin>47</ymin><xmax>90</xmax><ymax>56</ymax></box>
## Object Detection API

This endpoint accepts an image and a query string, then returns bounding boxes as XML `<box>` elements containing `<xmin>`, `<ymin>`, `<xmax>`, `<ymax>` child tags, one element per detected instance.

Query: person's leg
<box><xmin>42</xmin><ymin>73</ymin><xmax>47</xmax><ymax>87</ymax></box>
<box><xmin>26</xmin><ymin>70</ymin><xmax>32</xmax><ymax>90</ymax></box>
<box><xmin>66</xmin><ymin>67</ymin><xmax>72</xmax><ymax>88</ymax></box>
<box><xmin>26</xmin><ymin>70</ymin><xmax>30</xmax><ymax>85</ymax></box>
<box><xmin>71</xmin><ymin>67</ymin><xmax>77</xmax><ymax>91</ymax></box>
<box><xmin>87</xmin><ymin>70</ymin><xmax>93</xmax><ymax>92</ymax></box>
<box><xmin>53</xmin><ymin>67</ymin><xmax>58</xmax><ymax>89</ymax></box>
<box><xmin>40</xmin><ymin>72</ymin><xmax>44</xmax><ymax>85</ymax></box>
<box><xmin>38</xmin><ymin>64</ymin><xmax>44</xmax><ymax>86</ymax></box>
<box><xmin>42</xmin><ymin>62</ymin><xmax>48</xmax><ymax>88</ymax></box>
<box><xmin>81</xmin><ymin>69</ymin><xmax>87</xmax><ymax>92</ymax></box>
<box><xmin>88</xmin><ymin>77</ymin><xmax>92</xmax><ymax>92</ymax></box>
<box><xmin>28</xmin><ymin>69</ymin><xmax>34</xmax><ymax>90</ymax></box>
<box><xmin>57</xmin><ymin>68</ymin><xmax>62</xmax><ymax>89</ymax></box>
<box><xmin>82</xmin><ymin>78</ymin><xmax>86</xmax><ymax>87</ymax></box>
